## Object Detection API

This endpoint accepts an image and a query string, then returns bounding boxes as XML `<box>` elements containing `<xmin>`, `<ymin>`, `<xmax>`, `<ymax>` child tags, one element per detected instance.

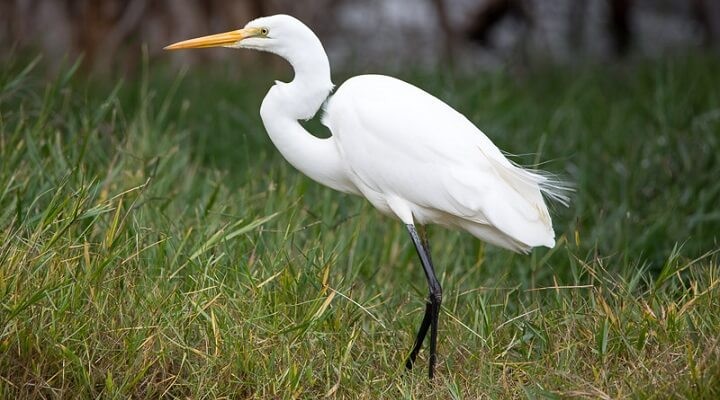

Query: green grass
<box><xmin>1</xmin><ymin>55</ymin><xmax>719</xmax><ymax>398</ymax></box>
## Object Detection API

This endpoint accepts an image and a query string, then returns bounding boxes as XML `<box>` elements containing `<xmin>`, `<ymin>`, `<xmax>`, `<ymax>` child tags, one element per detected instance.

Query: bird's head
<box><xmin>164</xmin><ymin>14</ymin><xmax>318</xmax><ymax>57</ymax></box>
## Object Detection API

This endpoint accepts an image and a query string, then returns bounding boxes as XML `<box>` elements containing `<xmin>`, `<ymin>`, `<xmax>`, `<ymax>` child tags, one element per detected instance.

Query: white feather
<box><xmin>322</xmin><ymin>75</ymin><xmax>567</xmax><ymax>252</ymax></box>
<box><xmin>231</xmin><ymin>15</ymin><xmax>568</xmax><ymax>254</ymax></box>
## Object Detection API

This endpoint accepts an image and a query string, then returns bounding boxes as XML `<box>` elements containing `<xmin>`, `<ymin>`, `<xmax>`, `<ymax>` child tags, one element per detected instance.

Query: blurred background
<box><xmin>2</xmin><ymin>0</ymin><xmax>719</xmax><ymax>72</ymax></box>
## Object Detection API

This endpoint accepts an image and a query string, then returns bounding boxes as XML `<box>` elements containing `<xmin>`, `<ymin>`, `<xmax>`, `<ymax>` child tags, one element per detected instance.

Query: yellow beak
<box><xmin>164</xmin><ymin>28</ymin><xmax>260</xmax><ymax>50</ymax></box>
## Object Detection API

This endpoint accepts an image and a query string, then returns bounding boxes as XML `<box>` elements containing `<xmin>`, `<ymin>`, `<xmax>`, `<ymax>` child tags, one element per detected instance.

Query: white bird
<box><xmin>165</xmin><ymin>14</ymin><xmax>568</xmax><ymax>379</ymax></box>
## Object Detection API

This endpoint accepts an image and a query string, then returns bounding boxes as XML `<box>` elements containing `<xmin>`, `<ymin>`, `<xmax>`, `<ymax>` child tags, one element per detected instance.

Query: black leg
<box><xmin>405</xmin><ymin>302</ymin><xmax>432</xmax><ymax>370</ymax></box>
<box><xmin>418</xmin><ymin>225</ymin><xmax>433</xmax><ymax>265</ymax></box>
<box><xmin>405</xmin><ymin>225</ymin><xmax>434</xmax><ymax>370</ymax></box>
<box><xmin>405</xmin><ymin>224</ymin><xmax>442</xmax><ymax>379</ymax></box>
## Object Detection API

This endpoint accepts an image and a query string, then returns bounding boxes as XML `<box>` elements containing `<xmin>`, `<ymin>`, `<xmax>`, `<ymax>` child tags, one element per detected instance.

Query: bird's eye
<box><xmin>260</xmin><ymin>28</ymin><xmax>269</xmax><ymax>36</ymax></box>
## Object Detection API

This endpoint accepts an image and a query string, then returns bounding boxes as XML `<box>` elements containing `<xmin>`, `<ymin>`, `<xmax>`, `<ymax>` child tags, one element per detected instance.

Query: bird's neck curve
<box><xmin>259</xmin><ymin>36</ymin><xmax>357</xmax><ymax>195</ymax></box>
<box><xmin>268</xmin><ymin>39</ymin><xmax>333</xmax><ymax>120</ymax></box>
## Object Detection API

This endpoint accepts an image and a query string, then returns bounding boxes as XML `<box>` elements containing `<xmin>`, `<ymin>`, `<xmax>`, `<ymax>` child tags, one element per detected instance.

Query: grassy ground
<box><xmin>1</xmin><ymin>55</ymin><xmax>719</xmax><ymax>399</ymax></box>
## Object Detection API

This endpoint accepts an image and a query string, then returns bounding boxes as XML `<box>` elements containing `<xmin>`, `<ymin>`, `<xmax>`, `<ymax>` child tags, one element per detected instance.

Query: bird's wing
<box><xmin>324</xmin><ymin>75</ymin><xmax>563</xmax><ymax>249</ymax></box>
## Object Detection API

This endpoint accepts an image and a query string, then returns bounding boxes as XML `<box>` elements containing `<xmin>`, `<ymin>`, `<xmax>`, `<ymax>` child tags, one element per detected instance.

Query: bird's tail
<box><xmin>498</xmin><ymin>151</ymin><xmax>573</xmax><ymax>207</ymax></box>
<box><xmin>530</xmin><ymin>170</ymin><xmax>573</xmax><ymax>207</ymax></box>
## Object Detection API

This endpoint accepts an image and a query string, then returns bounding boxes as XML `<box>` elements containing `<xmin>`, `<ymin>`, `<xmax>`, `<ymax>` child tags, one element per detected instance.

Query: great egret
<box><xmin>165</xmin><ymin>14</ymin><xmax>568</xmax><ymax>379</ymax></box>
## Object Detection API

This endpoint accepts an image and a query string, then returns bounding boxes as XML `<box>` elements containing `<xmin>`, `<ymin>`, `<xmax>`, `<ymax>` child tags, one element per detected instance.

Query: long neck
<box><xmin>259</xmin><ymin>38</ymin><xmax>357</xmax><ymax>194</ymax></box>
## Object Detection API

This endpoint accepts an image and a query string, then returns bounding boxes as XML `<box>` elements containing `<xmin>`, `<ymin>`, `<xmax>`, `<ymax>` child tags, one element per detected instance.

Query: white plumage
<box><xmin>324</xmin><ymin>74</ymin><xmax>563</xmax><ymax>253</ymax></box>
<box><xmin>165</xmin><ymin>13</ymin><xmax>569</xmax><ymax>379</ymax></box>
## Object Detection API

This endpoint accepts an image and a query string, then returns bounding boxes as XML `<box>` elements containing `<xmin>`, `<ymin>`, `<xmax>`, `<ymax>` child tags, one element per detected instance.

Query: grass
<box><xmin>0</xmin><ymin>55</ymin><xmax>719</xmax><ymax>398</ymax></box>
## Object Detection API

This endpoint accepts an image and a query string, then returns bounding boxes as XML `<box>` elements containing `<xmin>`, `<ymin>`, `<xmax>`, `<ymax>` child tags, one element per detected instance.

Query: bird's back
<box><xmin>324</xmin><ymin>75</ymin><xmax>566</xmax><ymax>253</ymax></box>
